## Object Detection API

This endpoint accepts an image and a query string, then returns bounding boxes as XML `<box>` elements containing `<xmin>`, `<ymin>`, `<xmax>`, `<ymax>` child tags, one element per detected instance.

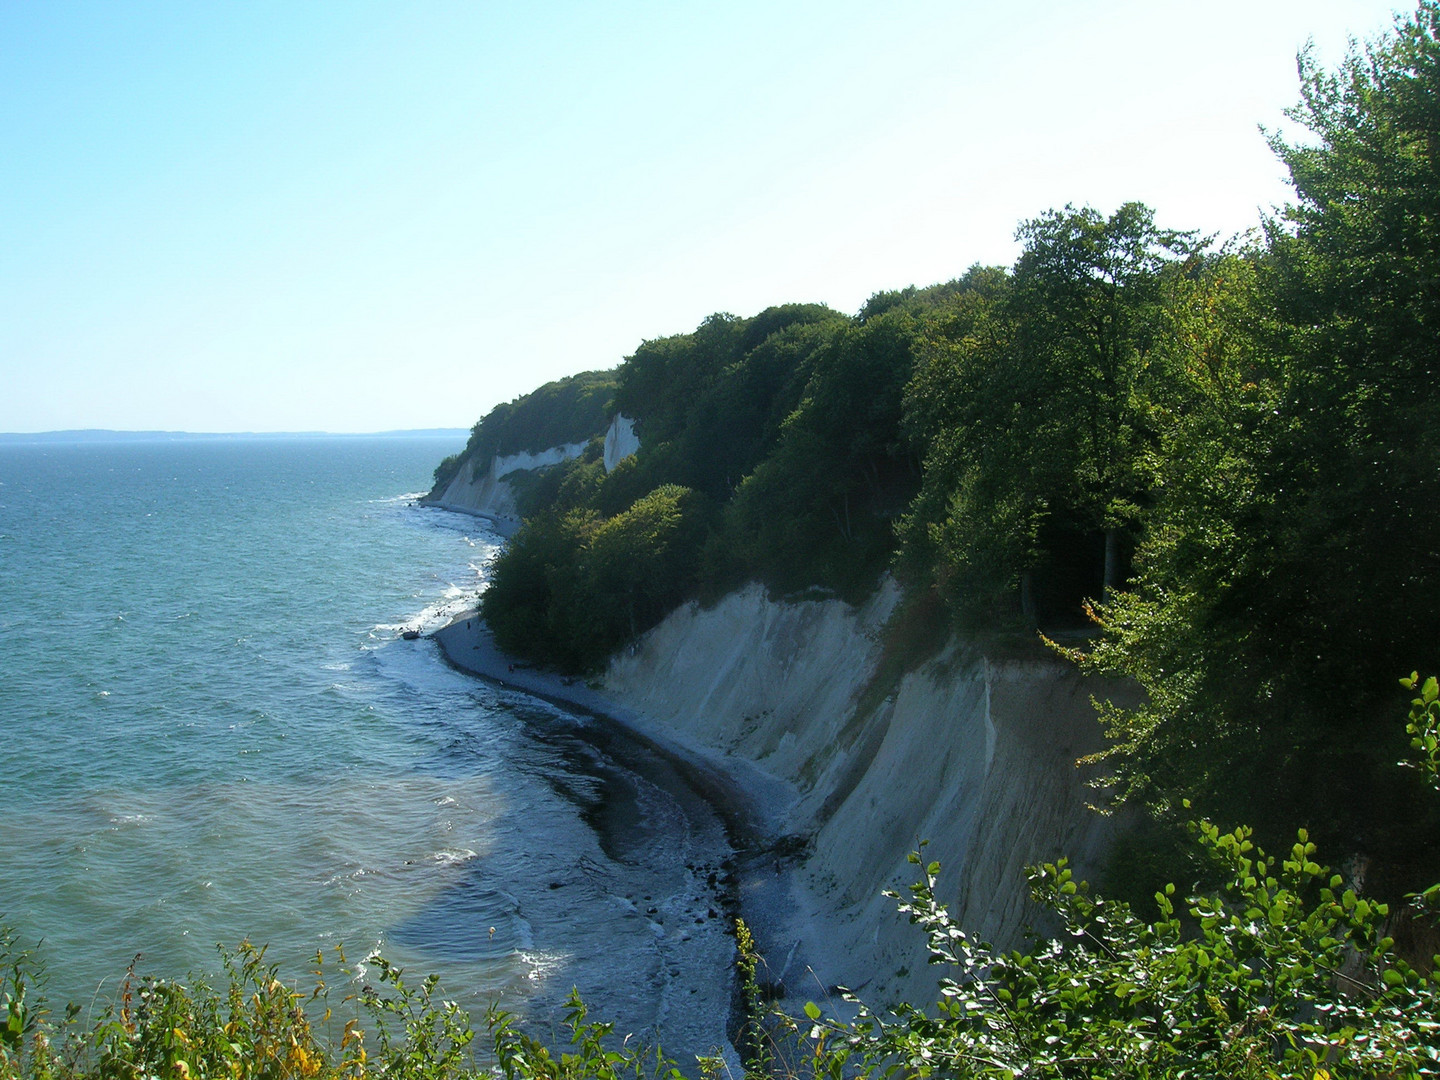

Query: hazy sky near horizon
<box><xmin>0</xmin><ymin>1</ymin><xmax>1410</xmax><ymax>434</ymax></box>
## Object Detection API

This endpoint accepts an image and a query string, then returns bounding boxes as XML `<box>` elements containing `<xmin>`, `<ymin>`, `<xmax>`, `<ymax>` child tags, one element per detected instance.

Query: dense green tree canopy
<box><xmin>896</xmin><ymin>208</ymin><xmax>1194</xmax><ymax>628</ymax></box>
<box><xmin>460</xmin><ymin>0</ymin><xmax>1440</xmax><ymax>893</ymax></box>
<box><xmin>1076</xmin><ymin>2</ymin><xmax>1440</xmax><ymax>884</ymax></box>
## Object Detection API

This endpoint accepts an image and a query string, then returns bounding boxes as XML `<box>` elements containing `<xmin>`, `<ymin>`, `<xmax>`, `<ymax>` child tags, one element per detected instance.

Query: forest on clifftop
<box><xmin>459</xmin><ymin>6</ymin><xmax>1440</xmax><ymax>903</ymax></box>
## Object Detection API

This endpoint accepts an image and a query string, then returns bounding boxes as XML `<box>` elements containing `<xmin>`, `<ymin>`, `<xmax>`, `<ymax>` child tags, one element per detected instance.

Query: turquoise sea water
<box><xmin>0</xmin><ymin>436</ymin><xmax>732</xmax><ymax>1052</ymax></box>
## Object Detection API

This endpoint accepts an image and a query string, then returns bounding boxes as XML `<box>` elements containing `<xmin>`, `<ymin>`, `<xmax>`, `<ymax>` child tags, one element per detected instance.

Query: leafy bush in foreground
<box><xmin>796</xmin><ymin>826</ymin><xmax>1438</xmax><ymax>1078</ymax></box>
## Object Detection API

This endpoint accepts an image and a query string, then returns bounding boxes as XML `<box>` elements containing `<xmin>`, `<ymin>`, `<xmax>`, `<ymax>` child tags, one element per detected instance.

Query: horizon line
<box><xmin>0</xmin><ymin>427</ymin><xmax>470</xmax><ymax>442</ymax></box>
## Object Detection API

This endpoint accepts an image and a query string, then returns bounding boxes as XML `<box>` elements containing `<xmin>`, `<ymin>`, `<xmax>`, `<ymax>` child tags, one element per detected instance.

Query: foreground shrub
<box><xmin>791</xmin><ymin>828</ymin><xmax>1439</xmax><ymax>1079</ymax></box>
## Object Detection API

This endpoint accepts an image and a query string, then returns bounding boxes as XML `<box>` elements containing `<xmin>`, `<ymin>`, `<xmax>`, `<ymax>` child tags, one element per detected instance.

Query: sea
<box><xmin>0</xmin><ymin>435</ymin><xmax>736</xmax><ymax>1059</ymax></box>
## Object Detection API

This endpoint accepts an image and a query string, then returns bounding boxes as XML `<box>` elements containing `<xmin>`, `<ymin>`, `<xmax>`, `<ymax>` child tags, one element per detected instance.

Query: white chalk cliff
<box><xmin>603</xmin><ymin>414</ymin><xmax>640</xmax><ymax>473</ymax></box>
<box><xmin>597</xmin><ymin>580</ymin><xmax>1130</xmax><ymax>1006</ymax></box>
<box><xmin>425</xmin><ymin>415</ymin><xmax>640</xmax><ymax>533</ymax></box>
<box><xmin>427</xmin><ymin>411</ymin><xmax>1123</xmax><ymax>1006</ymax></box>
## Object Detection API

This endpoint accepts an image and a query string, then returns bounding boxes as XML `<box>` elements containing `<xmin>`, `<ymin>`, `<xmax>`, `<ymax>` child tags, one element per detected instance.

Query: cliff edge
<box><xmin>435</xmin><ymin>577</ymin><xmax>1129</xmax><ymax>1011</ymax></box>
<box><xmin>599</xmin><ymin>581</ymin><xmax>1128</xmax><ymax>1006</ymax></box>
<box><xmin>423</xmin><ymin>414</ymin><xmax>638</xmax><ymax>533</ymax></box>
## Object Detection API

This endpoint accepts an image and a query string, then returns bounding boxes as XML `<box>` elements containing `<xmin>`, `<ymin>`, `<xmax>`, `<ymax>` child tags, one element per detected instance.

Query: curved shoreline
<box><xmin>428</xmin><ymin>610</ymin><xmax>825</xmax><ymax>1055</ymax></box>
<box><xmin>417</xmin><ymin>497</ymin><xmax>521</xmax><ymax>537</ymax></box>
<box><xmin>430</xmin><ymin>611</ymin><xmax>798</xmax><ymax>848</ymax></box>
<box><xmin>418</xmin><ymin>514</ymin><xmax>1126</xmax><ymax>1029</ymax></box>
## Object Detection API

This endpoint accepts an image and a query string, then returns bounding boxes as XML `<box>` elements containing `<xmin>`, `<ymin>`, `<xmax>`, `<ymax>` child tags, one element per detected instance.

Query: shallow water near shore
<box><xmin>0</xmin><ymin>436</ymin><xmax>734</xmax><ymax>1058</ymax></box>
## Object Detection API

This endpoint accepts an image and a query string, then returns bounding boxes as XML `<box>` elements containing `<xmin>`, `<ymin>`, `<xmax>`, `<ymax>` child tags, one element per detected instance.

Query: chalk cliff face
<box><xmin>599</xmin><ymin>581</ymin><xmax>1129</xmax><ymax>1006</ymax></box>
<box><xmin>427</xmin><ymin>407</ymin><xmax>1121</xmax><ymax>1005</ymax></box>
<box><xmin>423</xmin><ymin>442</ymin><xmax>585</xmax><ymax>532</ymax></box>
<box><xmin>603</xmin><ymin>414</ymin><xmax>640</xmax><ymax>472</ymax></box>
<box><xmin>424</xmin><ymin>415</ymin><xmax>640</xmax><ymax>533</ymax></box>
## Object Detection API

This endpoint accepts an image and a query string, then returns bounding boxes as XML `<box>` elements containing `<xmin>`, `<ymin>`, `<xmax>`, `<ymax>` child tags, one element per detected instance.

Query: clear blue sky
<box><xmin>0</xmin><ymin>0</ymin><xmax>1408</xmax><ymax>433</ymax></box>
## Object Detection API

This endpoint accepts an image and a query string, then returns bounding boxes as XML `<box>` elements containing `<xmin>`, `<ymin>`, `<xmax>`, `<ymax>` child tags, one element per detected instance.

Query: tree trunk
<box><xmin>1103</xmin><ymin>527</ymin><xmax>1122</xmax><ymax>602</ymax></box>
<box><xmin>1020</xmin><ymin>569</ymin><xmax>1038</xmax><ymax>625</ymax></box>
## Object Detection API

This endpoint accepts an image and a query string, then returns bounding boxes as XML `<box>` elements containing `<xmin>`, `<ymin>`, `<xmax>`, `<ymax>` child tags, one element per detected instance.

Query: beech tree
<box><xmin>1079</xmin><ymin>3</ymin><xmax>1440</xmax><ymax>880</ymax></box>
<box><xmin>900</xmin><ymin>206</ymin><xmax>1193</xmax><ymax>627</ymax></box>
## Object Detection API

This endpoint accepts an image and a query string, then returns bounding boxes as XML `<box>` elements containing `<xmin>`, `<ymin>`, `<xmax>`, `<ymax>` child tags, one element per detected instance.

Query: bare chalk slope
<box><xmin>599</xmin><ymin>581</ymin><xmax>1130</xmax><ymax>1005</ymax></box>
<box><xmin>439</xmin><ymin>578</ymin><xmax>1129</xmax><ymax>1009</ymax></box>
